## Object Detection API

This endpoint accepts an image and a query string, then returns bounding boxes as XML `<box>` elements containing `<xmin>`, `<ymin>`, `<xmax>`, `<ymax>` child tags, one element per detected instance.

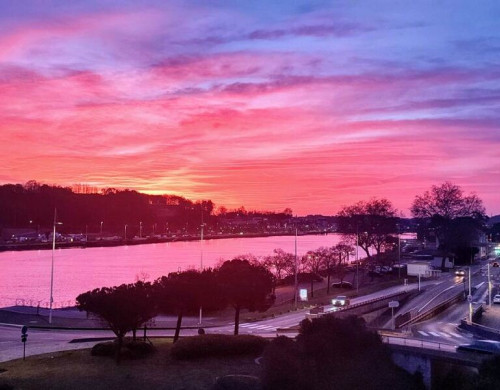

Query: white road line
<box><xmin>417</xmin><ymin>331</ymin><xmax>429</xmax><ymax>336</ymax></box>
<box><xmin>439</xmin><ymin>332</ymin><xmax>453</xmax><ymax>338</ymax></box>
<box><xmin>449</xmin><ymin>332</ymin><xmax>464</xmax><ymax>338</ymax></box>
<box><xmin>429</xmin><ymin>331</ymin><xmax>441</xmax><ymax>337</ymax></box>
<box><xmin>249</xmin><ymin>325</ymin><xmax>275</xmax><ymax>330</ymax></box>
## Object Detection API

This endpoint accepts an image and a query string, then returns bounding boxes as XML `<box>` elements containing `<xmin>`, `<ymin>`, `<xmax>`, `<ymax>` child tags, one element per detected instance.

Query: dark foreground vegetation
<box><xmin>2</xmin><ymin>316</ymin><xmax>500</xmax><ymax>389</ymax></box>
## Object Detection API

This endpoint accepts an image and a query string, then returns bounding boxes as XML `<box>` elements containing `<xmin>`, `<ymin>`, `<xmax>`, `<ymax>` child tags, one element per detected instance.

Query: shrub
<box><xmin>91</xmin><ymin>339</ymin><xmax>155</xmax><ymax>359</ymax></box>
<box><xmin>212</xmin><ymin>375</ymin><xmax>261</xmax><ymax>390</ymax></box>
<box><xmin>171</xmin><ymin>334</ymin><xmax>269</xmax><ymax>360</ymax></box>
<box><xmin>124</xmin><ymin>340</ymin><xmax>156</xmax><ymax>359</ymax></box>
<box><xmin>91</xmin><ymin>341</ymin><xmax>115</xmax><ymax>357</ymax></box>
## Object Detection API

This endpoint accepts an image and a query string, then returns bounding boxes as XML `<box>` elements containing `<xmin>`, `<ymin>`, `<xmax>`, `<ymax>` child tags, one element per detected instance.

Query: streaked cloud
<box><xmin>1</xmin><ymin>0</ymin><xmax>499</xmax><ymax>215</ymax></box>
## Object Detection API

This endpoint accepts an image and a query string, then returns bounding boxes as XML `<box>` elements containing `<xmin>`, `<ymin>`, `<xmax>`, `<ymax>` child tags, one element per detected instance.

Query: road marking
<box><xmin>417</xmin><ymin>331</ymin><xmax>428</xmax><ymax>336</ymax></box>
<box><xmin>449</xmin><ymin>332</ymin><xmax>464</xmax><ymax>338</ymax></box>
<box><xmin>429</xmin><ymin>332</ymin><xmax>441</xmax><ymax>337</ymax></box>
<box><xmin>439</xmin><ymin>332</ymin><xmax>453</xmax><ymax>338</ymax></box>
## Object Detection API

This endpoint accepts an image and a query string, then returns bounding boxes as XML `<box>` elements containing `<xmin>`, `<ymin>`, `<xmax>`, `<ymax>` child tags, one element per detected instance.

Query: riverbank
<box><xmin>0</xmin><ymin>230</ymin><xmax>333</xmax><ymax>252</ymax></box>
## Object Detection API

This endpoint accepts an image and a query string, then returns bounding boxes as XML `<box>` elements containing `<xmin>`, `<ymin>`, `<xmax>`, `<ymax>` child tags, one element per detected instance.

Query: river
<box><xmin>0</xmin><ymin>234</ymin><xmax>347</xmax><ymax>308</ymax></box>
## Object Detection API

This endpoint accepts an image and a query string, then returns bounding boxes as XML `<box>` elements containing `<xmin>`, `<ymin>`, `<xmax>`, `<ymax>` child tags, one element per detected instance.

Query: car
<box><xmin>331</xmin><ymin>281</ymin><xmax>353</xmax><ymax>289</ymax></box>
<box><xmin>455</xmin><ymin>268</ymin><xmax>466</xmax><ymax>276</ymax></box>
<box><xmin>493</xmin><ymin>294</ymin><xmax>500</xmax><ymax>304</ymax></box>
<box><xmin>332</xmin><ymin>295</ymin><xmax>350</xmax><ymax>307</ymax></box>
<box><xmin>457</xmin><ymin>340</ymin><xmax>500</xmax><ymax>355</ymax></box>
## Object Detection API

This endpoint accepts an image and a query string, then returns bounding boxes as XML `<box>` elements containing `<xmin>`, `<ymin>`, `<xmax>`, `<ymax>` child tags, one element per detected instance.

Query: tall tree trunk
<box><xmin>234</xmin><ymin>305</ymin><xmax>240</xmax><ymax>335</ymax></box>
<box><xmin>327</xmin><ymin>273</ymin><xmax>330</xmax><ymax>294</ymax></box>
<box><xmin>115</xmin><ymin>334</ymin><xmax>123</xmax><ymax>364</ymax></box>
<box><xmin>174</xmin><ymin>311</ymin><xmax>183</xmax><ymax>342</ymax></box>
<box><xmin>132</xmin><ymin>328</ymin><xmax>136</xmax><ymax>341</ymax></box>
<box><xmin>310</xmin><ymin>278</ymin><xmax>314</xmax><ymax>298</ymax></box>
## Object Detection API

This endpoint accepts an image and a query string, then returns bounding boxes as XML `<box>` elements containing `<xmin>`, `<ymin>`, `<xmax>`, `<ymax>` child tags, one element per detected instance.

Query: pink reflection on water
<box><xmin>0</xmin><ymin>234</ymin><xmax>344</xmax><ymax>308</ymax></box>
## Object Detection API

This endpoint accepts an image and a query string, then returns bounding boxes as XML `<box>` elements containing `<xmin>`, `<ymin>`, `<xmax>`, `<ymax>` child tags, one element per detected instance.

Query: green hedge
<box><xmin>171</xmin><ymin>334</ymin><xmax>269</xmax><ymax>360</ymax></box>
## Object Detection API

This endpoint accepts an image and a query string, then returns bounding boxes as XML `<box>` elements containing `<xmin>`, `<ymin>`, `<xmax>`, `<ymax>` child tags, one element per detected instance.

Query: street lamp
<box><xmin>356</xmin><ymin>228</ymin><xmax>359</xmax><ymax>293</ymax></box>
<box><xmin>100</xmin><ymin>221</ymin><xmax>103</xmax><ymax>236</ymax></box>
<box><xmin>294</xmin><ymin>226</ymin><xmax>298</xmax><ymax>309</ymax></box>
<box><xmin>199</xmin><ymin>221</ymin><xmax>205</xmax><ymax>325</ymax></box>
<box><xmin>124</xmin><ymin>224</ymin><xmax>128</xmax><ymax>240</ymax></box>
<box><xmin>49</xmin><ymin>209</ymin><xmax>63</xmax><ymax>324</ymax></box>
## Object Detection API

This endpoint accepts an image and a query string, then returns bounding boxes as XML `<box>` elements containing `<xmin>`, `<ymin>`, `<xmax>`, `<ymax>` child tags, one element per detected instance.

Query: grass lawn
<box><xmin>0</xmin><ymin>339</ymin><xmax>261</xmax><ymax>390</ymax></box>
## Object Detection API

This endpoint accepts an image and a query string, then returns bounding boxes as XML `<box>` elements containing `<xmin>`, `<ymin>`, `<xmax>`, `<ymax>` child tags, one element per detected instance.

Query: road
<box><xmin>2</xmin><ymin>264</ymin><xmax>499</xmax><ymax>363</ymax></box>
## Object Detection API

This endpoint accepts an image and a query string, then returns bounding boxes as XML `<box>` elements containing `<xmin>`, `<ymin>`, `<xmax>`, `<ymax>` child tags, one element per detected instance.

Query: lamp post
<box><xmin>468</xmin><ymin>267</ymin><xmax>473</xmax><ymax>323</ymax></box>
<box><xmin>488</xmin><ymin>262</ymin><xmax>492</xmax><ymax>307</ymax></box>
<box><xmin>100</xmin><ymin>221</ymin><xmax>103</xmax><ymax>236</ymax></box>
<box><xmin>199</xmin><ymin>221</ymin><xmax>205</xmax><ymax>325</ymax></box>
<box><xmin>294</xmin><ymin>227</ymin><xmax>298</xmax><ymax>309</ymax></box>
<box><xmin>49</xmin><ymin>209</ymin><xmax>62</xmax><ymax>324</ymax></box>
<box><xmin>356</xmin><ymin>228</ymin><xmax>359</xmax><ymax>294</ymax></box>
<box><xmin>124</xmin><ymin>224</ymin><xmax>128</xmax><ymax>240</ymax></box>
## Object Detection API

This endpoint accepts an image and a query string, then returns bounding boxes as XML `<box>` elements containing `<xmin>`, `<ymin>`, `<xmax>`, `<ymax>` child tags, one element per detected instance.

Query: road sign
<box><xmin>388</xmin><ymin>301</ymin><xmax>399</xmax><ymax>308</ymax></box>
<box><xmin>467</xmin><ymin>295</ymin><xmax>473</xmax><ymax>303</ymax></box>
<box><xmin>21</xmin><ymin>326</ymin><xmax>28</xmax><ymax>361</ymax></box>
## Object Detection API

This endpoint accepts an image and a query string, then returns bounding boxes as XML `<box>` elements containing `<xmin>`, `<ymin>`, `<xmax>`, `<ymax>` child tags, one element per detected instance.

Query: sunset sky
<box><xmin>1</xmin><ymin>0</ymin><xmax>499</xmax><ymax>216</ymax></box>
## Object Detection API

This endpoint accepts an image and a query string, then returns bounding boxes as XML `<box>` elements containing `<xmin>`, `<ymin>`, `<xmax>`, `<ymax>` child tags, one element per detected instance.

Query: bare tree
<box><xmin>338</xmin><ymin>198</ymin><xmax>398</xmax><ymax>261</ymax></box>
<box><xmin>411</xmin><ymin>182</ymin><xmax>486</xmax><ymax>269</ymax></box>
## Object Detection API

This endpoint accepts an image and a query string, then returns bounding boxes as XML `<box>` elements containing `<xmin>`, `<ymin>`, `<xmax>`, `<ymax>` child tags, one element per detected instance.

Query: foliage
<box><xmin>261</xmin><ymin>316</ymin><xmax>424</xmax><ymax>390</ymax></box>
<box><xmin>261</xmin><ymin>336</ymin><xmax>305</xmax><ymax>390</ymax></box>
<box><xmin>170</xmin><ymin>334</ymin><xmax>269</xmax><ymax>360</ymax></box>
<box><xmin>76</xmin><ymin>281</ymin><xmax>157</xmax><ymax>362</ymax></box>
<box><xmin>154</xmin><ymin>269</ymin><xmax>223</xmax><ymax>342</ymax></box>
<box><xmin>262</xmin><ymin>248</ymin><xmax>295</xmax><ymax>285</ymax></box>
<box><xmin>91</xmin><ymin>342</ymin><xmax>115</xmax><ymax>357</ymax></box>
<box><xmin>217</xmin><ymin>259</ymin><xmax>275</xmax><ymax>335</ymax></box>
<box><xmin>90</xmin><ymin>339</ymin><xmax>155</xmax><ymax>360</ymax></box>
<box><xmin>338</xmin><ymin>198</ymin><xmax>398</xmax><ymax>260</ymax></box>
<box><xmin>411</xmin><ymin>182</ymin><xmax>486</xmax><ymax>267</ymax></box>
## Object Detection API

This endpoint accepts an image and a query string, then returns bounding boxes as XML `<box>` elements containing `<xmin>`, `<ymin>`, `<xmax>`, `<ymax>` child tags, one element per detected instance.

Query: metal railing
<box><xmin>14</xmin><ymin>299</ymin><xmax>75</xmax><ymax>310</ymax></box>
<box><xmin>381</xmin><ymin>334</ymin><xmax>457</xmax><ymax>353</ymax></box>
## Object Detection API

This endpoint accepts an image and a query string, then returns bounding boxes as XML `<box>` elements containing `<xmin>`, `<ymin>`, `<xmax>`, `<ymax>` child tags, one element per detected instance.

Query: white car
<box><xmin>493</xmin><ymin>294</ymin><xmax>500</xmax><ymax>304</ymax></box>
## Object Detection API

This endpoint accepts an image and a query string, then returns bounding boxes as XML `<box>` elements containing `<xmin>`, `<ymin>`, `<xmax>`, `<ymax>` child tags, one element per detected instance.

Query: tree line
<box><xmin>0</xmin><ymin>180</ymin><xmax>295</xmax><ymax>236</ymax></box>
<box><xmin>76</xmin><ymin>259</ymin><xmax>275</xmax><ymax>361</ymax></box>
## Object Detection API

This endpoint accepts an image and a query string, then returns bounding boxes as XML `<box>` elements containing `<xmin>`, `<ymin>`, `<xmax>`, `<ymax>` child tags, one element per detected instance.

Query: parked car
<box><xmin>332</xmin><ymin>295</ymin><xmax>350</xmax><ymax>307</ymax></box>
<box><xmin>331</xmin><ymin>281</ymin><xmax>353</xmax><ymax>289</ymax></box>
<box><xmin>455</xmin><ymin>268</ymin><xmax>466</xmax><ymax>276</ymax></box>
<box><xmin>493</xmin><ymin>294</ymin><xmax>500</xmax><ymax>304</ymax></box>
<box><xmin>457</xmin><ymin>340</ymin><xmax>500</xmax><ymax>355</ymax></box>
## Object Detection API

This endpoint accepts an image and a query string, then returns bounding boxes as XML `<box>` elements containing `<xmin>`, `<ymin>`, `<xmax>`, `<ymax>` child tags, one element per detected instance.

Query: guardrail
<box><xmin>14</xmin><ymin>299</ymin><xmax>76</xmax><ymax>310</ymax></box>
<box><xmin>381</xmin><ymin>335</ymin><xmax>457</xmax><ymax>353</ymax></box>
<box><xmin>308</xmin><ymin>288</ymin><xmax>415</xmax><ymax>319</ymax></box>
<box><xmin>395</xmin><ymin>289</ymin><xmax>464</xmax><ymax>328</ymax></box>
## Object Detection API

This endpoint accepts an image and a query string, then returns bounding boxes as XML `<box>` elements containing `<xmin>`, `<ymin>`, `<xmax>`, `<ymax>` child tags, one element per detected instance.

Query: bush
<box><xmin>171</xmin><ymin>334</ymin><xmax>269</xmax><ymax>360</ymax></box>
<box><xmin>91</xmin><ymin>339</ymin><xmax>155</xmax><ymax>359</ymax></box>
<box><xmin>124</xmin><ymin>340</ymin><xmax>156</xmax><ymax>359</ymax></box>
<box><xmin>212</xmin><ymin>375</ymin><xmax>261</xmax><ymax>390</ymax></box>
<box><xmin>91</xmin><ymin>341</ymin><xmax>115</xmax><ymax>357</ymax></box>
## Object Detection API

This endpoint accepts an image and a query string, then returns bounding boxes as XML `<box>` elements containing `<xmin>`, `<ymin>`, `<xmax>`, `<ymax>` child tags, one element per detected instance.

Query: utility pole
<box><xmin>199</xmin><ymin>209</ymin><xmax>204</xmax><ymax>325</ymax></box>
<box><xmin>468</xmin><ymin>267</ymin><xmax>473</xmax><ymax>323</ymax></box>
<box><xmin>294</xmin><ymin>226</ymin><xmax>298</xmax><ymax>309</ymax></box>
<box><xmin>356</xmin><ymin>226</ymin><xmax>359</xmax><ymax>293</ymax></box>
<box><xmin>488</xmin><ymin>262</ymin><xmax>492</xmax><ymax>307</ymax></box>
